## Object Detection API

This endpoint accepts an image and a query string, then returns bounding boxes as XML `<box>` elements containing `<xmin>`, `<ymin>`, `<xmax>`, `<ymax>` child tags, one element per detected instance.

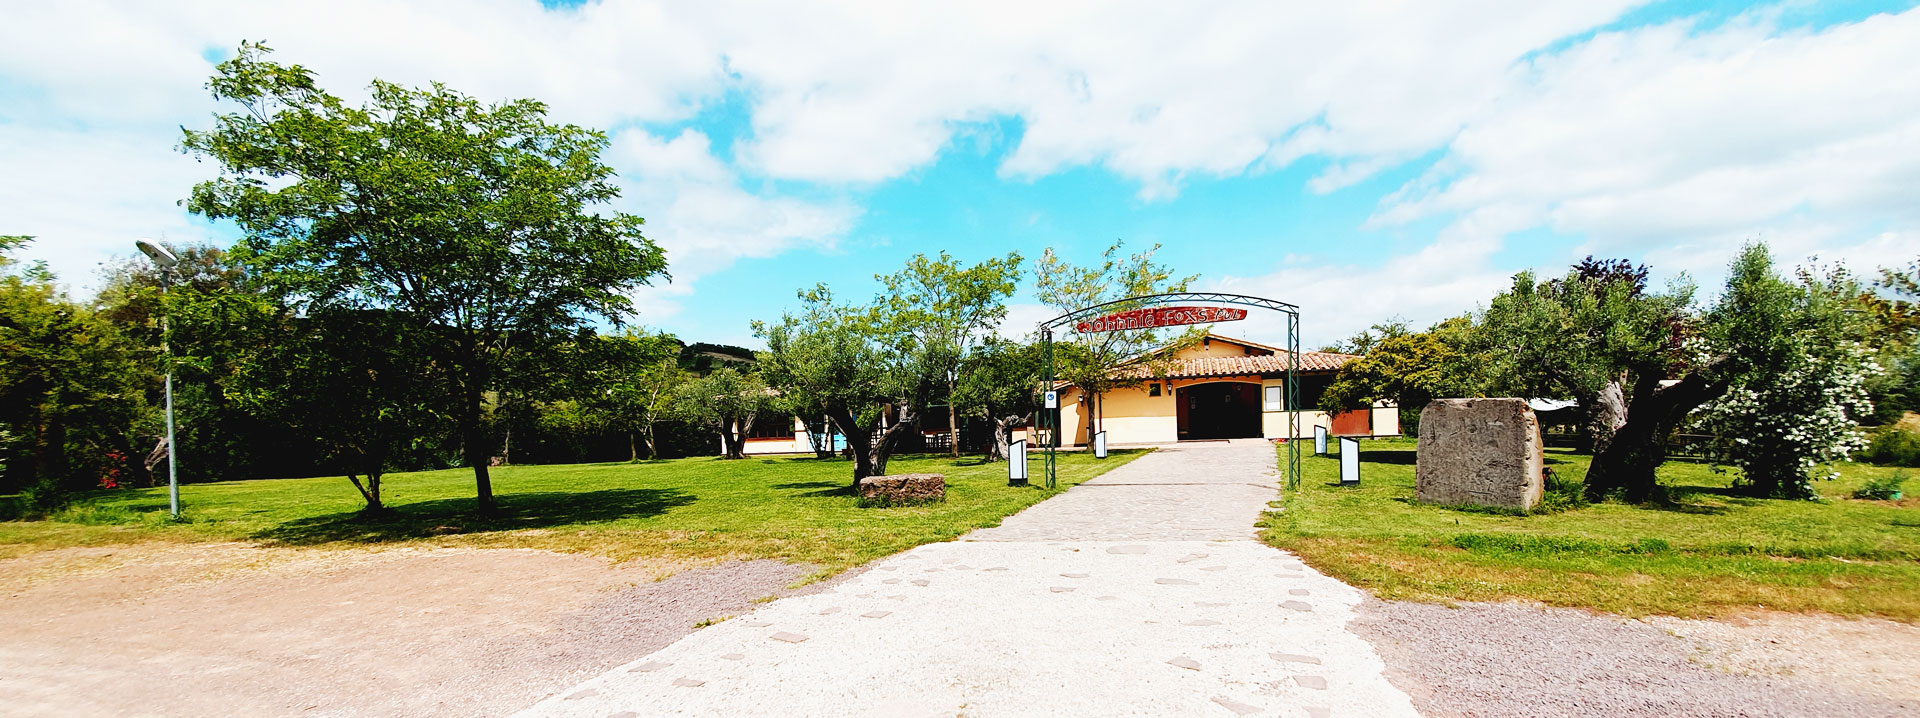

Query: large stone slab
<box><xmin>856</xmin><ymin>474</ymin><xmax>946</xmax><ymax>504</ymax></box>
<box><xmin>1416</xmin><ymin>399</ymin><xmax>1545</xmax><ymax>511</ymax></box>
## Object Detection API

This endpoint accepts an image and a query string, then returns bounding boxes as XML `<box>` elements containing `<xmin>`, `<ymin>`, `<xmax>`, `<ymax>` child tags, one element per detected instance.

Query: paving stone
<box><xmin>672</xmin><ymin>677</ymin><xmax>706</xmax><ymax>688</ymax></box>
<box><xmin>1200</xmin><ymin>565</ymin><xmax>1228</xmax><ymax>571</ymax></box>
<box><xmin>1097</xmin><ymin>595</ymin><xmax>1119</xmax><ymax>601</ymax></box>
<box><xmin>1183</xmin><ymin>619</ymin><xmax>1221</xmax><ymax>626</ymax></box>
<box><xmin>1060</xmin><ymin>573</ymin><xmax>1090</xmax><ymax>578</ymax></box>
<box><xmin>1306</xmin><ymin>708</ymin><xmax>1331</xmax><ymax>718</ymax></box>
<box><xmin>1293</xmin><ymin>675</ymin><xmax>1328</xmax><ymax>690</ymax></box>
<box><xmin>1211</xmin><ymin>696</ymin><xmax>1262</xmax><ymax>716</ymax></box>
<box><xmin>770</xmin><ymin>632</ymin><xmax>810</xmax><ymax>643</ymax></box>
<box><xmin>984</xmin><ymin>567</ymin><xmax>1009</xmax><ymax>572</ymax></box>
<box><xmin>1155</xmin><ymin>578</ymin><xmax>1197</xmax><ymax>585</ymax></box>
<box><xmin>818</xmin><ymin>607</ymin><xmax>842</xmax><ymax>615</ymax></box>
<box><xmin>721</xmin><ymin>653</ymin><xmax>744</xmax><ymax>660</ymax></box>
<box><xmin>862</xmin><ymin>611</ymin><xmax>891</xmax><ymax>619</ymax></box>
<box><xmin>889</xmin><ymin>595</ymin><xmax>906</xmax><ymax>600</ymax></box>
<box><xmin>1289</xmin><ymin>589</ymin><xmax>1310</xmax><ymax>596</ymax></box>
<box><xmin>608</xmin><ymin>713</ymin><xmax>639</xmax><ymax>718</ymax></box>
<box><xmin>629</xmin><ymin>661</ymin><xmax>671</xmax><ymax>673</ymax></box>
<box><xmin>1107</xmin><ymin>545</ymin><xmax>1151</xmax><ymax>554</ymax></box>
<box><xmin>1270</xmin><ymin>653</ymin><xmax>1322</xmax><ymax>665</ymax></box>
<box><xmin>1166</xmin><ymin>656</ymin><xmax>1201</xmax><ymax>670</ymax></box>
<box><xmin>911</xmin><ymin>579</ymin><xmax>930</xmax><ymax>587</ymax></box>
<box><xmin>1275</xmin><ymin>573</ymin><xmax>1304</xmax><ymax>579</ymax></box>
<box><xmin>1281</xmin><ymin>600</ymin><xmax>1313</xmax><ymax>612</ymax></box>
<box><xmin>1196</xmin><ymin>601</ymin><xmax>1229</xmax><ymax>607</ymax></box>
<box><xmin>1176</xmin><ymin>553</ymin><xmax>1208</xmax><ymax>563</ymax></box>
<box><xmin>742</xmin><ymin>621</ymin><xmax>772</xmax><ymax>627</ymax></box>
<box><xmin>564</xmin><ymin>689</ymin><xmax>598</xmax><ymax>701</ymax></box>
<box><xmin>952</xmin><ymin>565</ymin><xmax>973</xmax><ymax>570</ymax></box>
<box><xmin>883</xmin><ymin>578</ymin><xmax>901</xmax><ymax>584</ymax></box>
<box><xmin>1050</xmin><ymin>586</ymin><xmax>1077</xmax><ymax>593</ymax></box>
<box><xmin>880</xmin><ymin>566</ymin><xmax>898</xmax><ymax>571</ymax></box>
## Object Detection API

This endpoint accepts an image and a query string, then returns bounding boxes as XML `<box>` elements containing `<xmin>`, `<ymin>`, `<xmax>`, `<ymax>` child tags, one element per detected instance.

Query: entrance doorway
<box><xmin>1176</xmin><ymin>382</ymin><xmax>1262</xmax><ymax>440</ymax></box>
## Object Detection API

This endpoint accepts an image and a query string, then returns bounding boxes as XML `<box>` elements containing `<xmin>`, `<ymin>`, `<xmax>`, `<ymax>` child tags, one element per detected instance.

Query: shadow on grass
<box><xmin>1358</xmin><ymin>450</ymin><xmax>1417</xmax><ymax>465</ymax></box>
<box><xmin>774</xmin><ymin>481</ymin><xmax>856</xmax><ymax>499</ymax></box>
<box><xmin>253</xmin><ymin>488</ymin><xmax>695</xmax><ymax>545</ymax></box>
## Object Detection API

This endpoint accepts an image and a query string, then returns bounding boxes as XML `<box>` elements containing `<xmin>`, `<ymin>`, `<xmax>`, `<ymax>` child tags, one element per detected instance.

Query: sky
<box><xmin>3</xmin><ymin>0</ymin><xmax>1918</xmax><ymax>349</ymax></box>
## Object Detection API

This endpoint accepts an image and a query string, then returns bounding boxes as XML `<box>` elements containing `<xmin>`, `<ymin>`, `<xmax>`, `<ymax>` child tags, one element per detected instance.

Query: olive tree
<box><xmin>182</xmin><ymin>43</ymin><xmax>667</xmax><ymax>513</ymax></box>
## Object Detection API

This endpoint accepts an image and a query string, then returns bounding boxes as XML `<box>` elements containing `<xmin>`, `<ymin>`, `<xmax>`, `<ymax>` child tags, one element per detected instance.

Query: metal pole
<box><xmin>1287</xmin><ymin>310</ymin><xmax>1300</xmax><ymax>491</ymax></box>
<box><xmin>161</xmin><ymin>272</ymin><xmax>179</xmax><ymax>518</ymax></box>
<box><xmin>1042</xmin><ymin>326</ymin><xmax>1056</xmax><ymax>489</ymax></box>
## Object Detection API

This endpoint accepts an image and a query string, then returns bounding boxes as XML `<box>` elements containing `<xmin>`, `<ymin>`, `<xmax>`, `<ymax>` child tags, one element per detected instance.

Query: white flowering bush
<box><xmin>1704</xmin><ymin>341</ymin><xmax>1877</xmax><ymax>499</ymax></box>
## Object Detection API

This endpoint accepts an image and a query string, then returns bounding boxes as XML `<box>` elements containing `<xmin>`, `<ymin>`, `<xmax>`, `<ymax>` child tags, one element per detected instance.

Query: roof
<box><xmin>1118</xmin><ymin>350</ymin><xmax>1358</xmax><ymax>380</ymax></box>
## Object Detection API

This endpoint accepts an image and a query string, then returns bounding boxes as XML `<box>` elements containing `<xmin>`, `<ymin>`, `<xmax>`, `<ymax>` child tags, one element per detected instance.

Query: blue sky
<box><xmin>4</xmin><ymin>0</ymin><xmax>1918</xmax><ymax>348</ymax></box>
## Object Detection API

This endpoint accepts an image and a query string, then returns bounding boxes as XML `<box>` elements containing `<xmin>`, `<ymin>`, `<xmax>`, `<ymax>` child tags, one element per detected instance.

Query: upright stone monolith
<box><xmin>1416</xmin><ymin>398</ymin><xmax>1545</xmax><ymax>510</ymax></box>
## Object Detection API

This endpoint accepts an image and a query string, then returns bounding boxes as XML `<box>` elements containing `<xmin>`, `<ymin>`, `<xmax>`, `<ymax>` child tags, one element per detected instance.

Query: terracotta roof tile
<box><xmin>1119</xmin><ymin>351</ymin><xmax>1357</xmax><ymax>379</ymax></box>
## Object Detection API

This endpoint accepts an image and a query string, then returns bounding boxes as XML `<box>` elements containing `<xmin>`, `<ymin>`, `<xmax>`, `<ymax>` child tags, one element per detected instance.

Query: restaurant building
<box><xmin>1051</xmin><ymin>334</ymin><xmax>1399</xmax><ymax>446</ymax></box>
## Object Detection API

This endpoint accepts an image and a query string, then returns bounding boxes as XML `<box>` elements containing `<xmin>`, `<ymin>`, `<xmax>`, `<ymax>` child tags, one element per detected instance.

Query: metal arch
<box><xmin>1038</xmin><ymin>292</ymin><xmax>1299</xmax><ymax>330</ymax></box>
<box><xmin>1035</xmin><ymin>292</ymin><xmax>1302</xmax><ymax>493</ymax></box>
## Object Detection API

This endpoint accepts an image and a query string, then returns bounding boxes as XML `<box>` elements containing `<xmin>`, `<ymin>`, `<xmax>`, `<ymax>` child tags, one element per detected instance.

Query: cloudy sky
<box><xmin>3</xmin><ymin>0</ymin><xmax>1916</xmax><ymax>348</ymax></box>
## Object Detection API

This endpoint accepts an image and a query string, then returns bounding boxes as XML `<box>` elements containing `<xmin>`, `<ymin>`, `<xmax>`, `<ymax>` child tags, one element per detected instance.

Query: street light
<box><xmin>136</xmin><ymin>238</ymin><xmax>181</xmax><ymax>518</ymax></box>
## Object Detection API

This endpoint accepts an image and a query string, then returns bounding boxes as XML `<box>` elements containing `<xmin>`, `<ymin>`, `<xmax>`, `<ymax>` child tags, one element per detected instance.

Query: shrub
<box><xmin>1860</xmin><ymin>415</ymin><xmax>1920</xmax><ymax>467</ymax></box>
<box><xmin>1853</xmin><ymin>471</ymin><xmax>1908</xmax><ymax>501</ymax></box>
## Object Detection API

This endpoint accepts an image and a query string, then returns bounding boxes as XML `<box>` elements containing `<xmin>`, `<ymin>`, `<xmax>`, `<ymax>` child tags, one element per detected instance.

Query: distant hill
<box><xmin>680</xmin><ymin>342</ymin><xmax>757</xmax><ymax>374</ymax></box>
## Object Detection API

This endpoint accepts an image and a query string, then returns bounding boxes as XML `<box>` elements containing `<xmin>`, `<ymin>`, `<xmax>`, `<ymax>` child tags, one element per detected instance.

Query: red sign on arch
<box><xmin>1074</xmin><ymin>305</ymin><xmax>1247</xmax><ymax>333</ymax></box>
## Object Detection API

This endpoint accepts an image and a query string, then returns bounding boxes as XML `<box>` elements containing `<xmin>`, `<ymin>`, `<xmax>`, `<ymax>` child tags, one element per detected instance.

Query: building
<box><xmin>739</xmin><ymin>332</ymin><xmax>1396</xmax><ymax>456</ymax></box>
<box><xmin>1052</xmin><ymin>334</ymin><xmax>1398</xmax><ymax>446</ymax></box>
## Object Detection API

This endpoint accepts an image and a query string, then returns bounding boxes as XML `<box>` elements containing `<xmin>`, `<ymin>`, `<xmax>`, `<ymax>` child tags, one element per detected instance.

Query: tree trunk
<box><xmin>827</xmin><ymin>408</ymin><xmax>877</xmax><ymax>480</ymax></box>
<box><xmin>811</xmin><ymin>417</ymin><xmax>835</xmax><ymax>459</ymax></box>
<box><xmin>641</xmin><ymin>423</ymin><xmax>657</xmax><ymax>460</ymax></box>
<box><xmin>1085</xmin><ymin>391</ymin><xmax>1101</xmax><ymax>446</ymax></box>
<box><xmin>1585</xmin><ymin>379</ymin><xmax>1628</xmax><ymax>454</ymax></box>
<box><xmin>984</xmin><ymin>415</ymin><xmax>1018</xmax><ymax>462</ymax></box>
<box><xmin>868</xmin><ymin>410</ymin><xmax>918</xmax><ymax>479</ymax></box>
<box><xmin>947</xmin><ymin>379</ymin><xmax>960</xmax><ymax>458</ymax></box>
<box><xmin>1583</xmin><ymin>361</ymin><xmax>1733</xmax><ymax>502</ymax></box>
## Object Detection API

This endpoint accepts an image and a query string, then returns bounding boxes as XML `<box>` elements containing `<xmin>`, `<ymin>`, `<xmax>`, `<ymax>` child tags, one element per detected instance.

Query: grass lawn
<box><xmin>1262</xmin><ymin>438</ymin><xmax>1920</xmax><ymax>620</ymax></box>
<box><xmin>0</xmin><ymin>450</ymin><xmax>1146</xmax><ymax>575</ymax></box>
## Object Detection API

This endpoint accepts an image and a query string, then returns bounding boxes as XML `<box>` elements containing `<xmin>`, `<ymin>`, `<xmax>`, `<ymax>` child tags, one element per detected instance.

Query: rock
<box><xmin>856</xmin><ymin>474</ymin><xmax>946</xmax><ymax>504</ymax></box>
<box><xmin>1416</xmin><ymin>398</ymin><xmax>1546</xmax><ymax>511</ymax></box>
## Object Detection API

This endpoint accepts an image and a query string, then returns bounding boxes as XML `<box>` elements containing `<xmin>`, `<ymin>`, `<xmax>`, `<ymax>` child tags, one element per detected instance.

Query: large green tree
<box><xmin>182</xmin><ymin>43</ymin><xmax>667</xmax><ymax>513</ymax></box>
<box><xmin>952</xmin><ymin>338</ymin><xmax>1046</xmax><ymax>461</ymax></box>
<box><xmin>875</xmin><ymin>251</ymin><xmax>1022</xmax><ymax>457</ymax></box>
<box><xmin>1033</xmin><ymin>240</ymin><xmax>1197</xmax><ymax>445</ymax></box>
<box><xmin>578</xmin><ymin>329</ymin><xmax>685</xmax><ymax>461</ymax></box>
<box><xmin>672</xmin><ymin>367</ymin><xmax>771</xmax><ymax>461</ymax></box>
<box><xmin>1319</xmin><ymin>316</ymin><xmax>1484</xmax><ymax>432</ymax></box>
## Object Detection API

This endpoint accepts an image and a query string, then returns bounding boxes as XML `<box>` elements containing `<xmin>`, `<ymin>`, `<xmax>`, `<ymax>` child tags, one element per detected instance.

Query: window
<box><xmin>1264</xmin><ymin>385</ymin><xmax>1282</xmax><ymax>411</ymax></box>
<box><xmin>746</xmin><ymin>416</ymin><xmax>795</xmax><ymax>440</ymax></box>
<box><xmin>1149</xmin><ymin>382</ymin><xmax>1162</xmax><ymax>397</ymax></box>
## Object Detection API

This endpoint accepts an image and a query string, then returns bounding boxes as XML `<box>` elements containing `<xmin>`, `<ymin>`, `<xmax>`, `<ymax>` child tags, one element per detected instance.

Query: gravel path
<box><xmin>515</xmin><ymin>442</ymin><xmax>1420</xmax><ymax>717</ymax></box>
<box><xmin>1353</xmin><ymin>599</ymin><xmax>1917</xmax><ymax>718</ymax></box>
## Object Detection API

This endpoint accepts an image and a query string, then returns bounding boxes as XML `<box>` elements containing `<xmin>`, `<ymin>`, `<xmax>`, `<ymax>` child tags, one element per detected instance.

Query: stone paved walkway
<box><xmin>515</xmin><ymin>442</ymin><xmax>1420</xmax><ymax>718</ymax></box>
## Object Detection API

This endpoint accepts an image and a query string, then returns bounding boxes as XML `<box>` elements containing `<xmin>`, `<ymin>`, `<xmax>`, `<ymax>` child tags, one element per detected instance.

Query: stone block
<box><xmin>855</xmin><ymin>473</ymin><xmax>946</xmax><ymax>504</ymax></box>
<box><xmin>1416</xmin><ymin>398</ymin><xmax>1546</xmax><ymax>510</ymax></box>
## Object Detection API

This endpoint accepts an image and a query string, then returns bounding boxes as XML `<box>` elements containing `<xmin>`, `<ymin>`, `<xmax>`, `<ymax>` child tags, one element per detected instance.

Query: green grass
<box><xmin>1262</xmin><ymin>438</ymin><xmax>1920</xmax><ymax>620</ymax></box>
<box><xmin>0</xmin><ymin>450</ymin><xmax>1146</xmax><ymax>575</ymax></box>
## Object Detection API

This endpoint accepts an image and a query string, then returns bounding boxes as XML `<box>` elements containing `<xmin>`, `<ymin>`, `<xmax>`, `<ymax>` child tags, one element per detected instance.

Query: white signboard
<box><xmin>1314</xmin><ymin>425</ymin><xmax>1328</xmax><ymax>455</ymax></box>
<box><xmin>1009</xmin><ymin>439</ymin><xmax>1028</xmax><ymax>485</ymax></box>
<box><xmin>1044</xmin><ymin>390</ymin><xmax>1058</xmax><ymax>409</ymax></box>
<box><xmin>1339</xmin><ymin>437</ymin><xmax>1360</xmax><ymax>485</ymax></box>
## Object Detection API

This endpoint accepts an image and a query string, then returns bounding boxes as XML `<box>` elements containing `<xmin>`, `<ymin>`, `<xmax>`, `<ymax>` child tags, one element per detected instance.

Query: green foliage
<box><xmin>1702</xmin><ymin>250</ymin><xmax>1879</xmax><ymax>499</ymax></box>
<box><xmin>671</xmin><ymin>367</ymin><xmax>771</xmax><ymax>460</ymax></box>
<box><xmin>1318</xmin><ymin>318</ymin><xmax>1411</xmax><ymax>355</ymax></box>
<box><xmin>181</xmin><ymin>43</ymin><xmax>667</xmax><ymax>512</ymax></box>
<box><xmin>1033</xmin><ymin>240</ymin><xmax>1197</xmax><ymax>442</ymax></box>
<box><xmin>1852</xmin><ymin>470</ymin><xmax>1908</xmax><ymax>500</ymax></box>
<box><xmin>875</xmin><ymin>250</ymin><xmax>1023</xmax><ymax>453</ymax></box>
<box><xmin>1319</xmin><ymin>317</ymin><xmax>1483</xmax><ymax>425</ymax></box>
<box><xmin>952</xmin><ymin>338</ymin><xmax>1046</xmax><ymax>459</ymax></box>
<box><xmin>1480</xmin><ymin>258</ymin><xmax>1691</xmax><ymax>409</ymax></box>
<box><xmin>1861</xmin><ymin>416</ymin><xmax>1920</xmax><ymax>467</ymax></box>
<box><xmin>0</xmin><ymin>237</ymin><xmax>149</xmax><ymax>503</ymax></box>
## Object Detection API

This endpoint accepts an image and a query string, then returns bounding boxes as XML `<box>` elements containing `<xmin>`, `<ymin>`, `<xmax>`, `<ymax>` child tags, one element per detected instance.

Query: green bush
<box><xmin>1853</xmin><ymin>471</ymin><xmax>1908</xmax><ymax>501</ymax></box>
<box><xmin>1861</xmin><ymin>419</ymin><xmax>1920</xmax><ymax>467</ymax></box>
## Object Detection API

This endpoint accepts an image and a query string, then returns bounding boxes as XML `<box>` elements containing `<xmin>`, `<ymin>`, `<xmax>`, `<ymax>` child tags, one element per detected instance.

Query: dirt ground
<box><xmin>1355</xmin><ymin>599</ymin><xmax>1920</xmax><ymax>718</ymax></box>
<box><xmin>0</xmin><ymin>543</ymin><xmax>824</xmax><ymax>718</ymax></box>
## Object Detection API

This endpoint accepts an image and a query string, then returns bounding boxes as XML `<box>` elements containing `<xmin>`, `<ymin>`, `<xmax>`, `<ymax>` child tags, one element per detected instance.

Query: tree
<box><xmin>1318</xmin><ymin>318</ymin><xmax>1412</xmax><ymax>355</ymax></box>
<box><xmin>673</xmin><ymin>367</ymin><xmax>770</xmax><ymax>460</ymax></box>
<box><xmin>1033</xmin><ymin>241</ymin><xmax>1197</xmax><ymax>444</ymax></box>
<box><xmin>182</xmin><ymin>43</ymin><xmax>667</xmax><ymax>513</ymax></box>
<box><xmin>1699</xmin><ymin>255</ymin><xmax>1877</xmax><ymax>498</ymax></box>
<box><xmin>952</xmin><ymin>338</ymin><xmax>1045</xmax><ymax>461</ymax></box>
<box><xmin>875</xmin><ymin>251</ymin><xmax>1022</xmax><ymax>457</ymax></box>
<box><xmin>756</xmin><ymin>286</ymin><xmax>925</xmax><ymax>482</ymax></box>
<box><xmin>1319</xmin><ymin>317</ymin><xmax>1484</xmax><ymax>432</ymax></box>
<box><xmin>580</xmin><ymin>330</ymin><xmax>684</xmax><ymax>461</ymax></box>
<box><xmin>0</xmin><ymin>237</ymin><xmax>148</xmax><ymax>504</ymax></box>
<box><xmin>234</xmin><ymin>309</ymin><xmax>448</xmax><ymax>512</ymax></box>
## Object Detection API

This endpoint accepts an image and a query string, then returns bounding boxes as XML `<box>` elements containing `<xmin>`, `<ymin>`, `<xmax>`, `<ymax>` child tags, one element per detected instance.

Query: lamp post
<box><xmin>135</xmin><ymin>238</ymin><xmax>180</xmax><ymax>518</ymax></box>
